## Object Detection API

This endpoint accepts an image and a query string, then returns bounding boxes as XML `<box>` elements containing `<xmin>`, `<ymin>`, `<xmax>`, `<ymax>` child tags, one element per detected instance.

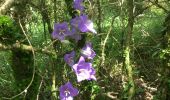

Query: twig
<box><xmin>36</xmin><ymin>77</ymin><xmax>44</xmax><ymax>100</ymax></box>
<box><xmin>101</xmin><ymin>16</ymin><xmax>116</xmax><ymax>66</ymax></box>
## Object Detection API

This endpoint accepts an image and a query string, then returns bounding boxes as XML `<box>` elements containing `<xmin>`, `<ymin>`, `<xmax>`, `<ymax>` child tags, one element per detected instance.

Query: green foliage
<box><xmin>0</xmin><ymin>51</ymin><xmax>15</xmax><ymax>98</ymax></box>
<box><xmin>0</xmin><ymin>0</ymin><xmax>170</xmax><ymax>99</ymax></box>
<box><xmin>91</xmin><ymin>83</ymin><xmax>101</xmax><ymax>99</ymax></box>
<box><xmin>160</xmin><ymin>48</ymin><xmax>170</xmax><ymax>59</ymax></box>
<box><xmin>0</xmin><ymin>15</ymin><xmax>21</xmax><ymax>44</ymax></box>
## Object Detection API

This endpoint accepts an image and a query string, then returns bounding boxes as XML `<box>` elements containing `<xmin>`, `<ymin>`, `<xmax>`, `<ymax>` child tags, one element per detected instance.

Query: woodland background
<box><xmin>0</xmin><ymin>0</ymin><xmax>170</xmax><ymax>100</ymax></box>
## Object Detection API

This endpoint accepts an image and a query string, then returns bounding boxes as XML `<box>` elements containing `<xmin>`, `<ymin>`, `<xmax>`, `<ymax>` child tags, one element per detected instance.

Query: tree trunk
<box><xmin>160</xmin><ymin>12</ymin><xmax>170</xmax><ymax>100</ymax></box>
<box><xmin>123</xmin><ymin>0</ymin><xmax>135</xmax><ymax>99</ymax></box>
<box><xmin>39</xmin><ymin>0</ymin><xmax>60</xmax><ymax>99</ymax></box>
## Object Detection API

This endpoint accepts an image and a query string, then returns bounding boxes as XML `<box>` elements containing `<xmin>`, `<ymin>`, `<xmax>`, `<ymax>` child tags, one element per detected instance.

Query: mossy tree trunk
<box><xmin>123</xmin><ymin>0</ymin><xmax>135</xmax><ymax>99</ymax></box>
<box><xmin>160</xmin><ymin>12</ymin><xmax>170</xmax><ymax>100</ymax></box>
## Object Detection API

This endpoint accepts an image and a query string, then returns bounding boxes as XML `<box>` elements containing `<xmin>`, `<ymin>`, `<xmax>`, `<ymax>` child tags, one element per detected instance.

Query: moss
<box><xmin>0</xmin><ymin>15</ymin><xmax>22</xmax><ymax>44</ymax></box>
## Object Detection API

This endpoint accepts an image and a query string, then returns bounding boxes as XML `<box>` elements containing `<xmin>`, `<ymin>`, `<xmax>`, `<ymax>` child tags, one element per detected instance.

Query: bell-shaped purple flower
<box><xmin>70</xmin><ymin>15</ymin><xmax>97</xmax><ymax>34</ymax></box>
<box><xmin>52</xmin><ymin>22</ymin><xmax>71</xmax><ymax>41</ymax></box>
<box><xmin>81</xmin><ymin>42</ymin><xmax>96</xmax><ymax>59</ymax></box>
<box><xmin>70</xmin><ymin>16</ymin><xmax>80</xmax><ymax>29</ymax></box>
<box><xmin>64</xmin><ymin>51</ymin><xmax>76</xmax><ymax>67</ymax></box>
<box><xmin>73</xmin><ymin>0</ymin><xmax>84</xmax><ymax>12</ymax></box>
<box><xmin>69</xmin><ymin>28</ymin><xmax>82</xmax><ymax>42</ymax></box>
<box><xmin>72</xmin><ymin>56</ymin><xmax>96</xmax><ymax>82</ymax></box>
<box><xmin>78</xmin><ymin>15</ymin><xmax>97</xmax><ymax>34</ymax></box>
<box><xmin>60</xmin><ymin>82</ymin><xmax>79</xmax><ymax>100</ymax></box>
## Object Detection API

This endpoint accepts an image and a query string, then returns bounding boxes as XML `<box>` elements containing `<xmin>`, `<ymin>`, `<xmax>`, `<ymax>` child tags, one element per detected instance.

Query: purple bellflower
<box><xmin>78</xmin><ymin>15</ymin><xmax>97</xmax><ymax>34</ymax></box>
<box><xmin>70</xmin><ymin>28</ymin><xmax>82</xmax><ymax>42</ymax></box>
<box><xmin>73</xmin><ymin>0</ymin><xmax>84</xmax><ymax>12</ymax></box>
<box><xmin>70</xmin><ymin>15</ymin><xmax>97</xmax><ymax>34</ymax></box>
<box><xmin>81</xmin><ymin>42</ymin><xmax>96</xmax><ymax>59</ymax></box>
<box><xmin>64</xmin><ymin>51</ymin><xmax>76</xmax><ymax>67</ymax></box>
<box><xmin>60</xmin><ymin>82</ymin><xmax>79</xmax><ymax>100</ymax></box>
<box><xmin>72</xmin><ymin>56</ymin><xmax>96</xmax><ymax>82</ymax></box>
<box><xmin>70</xmin><ymin>16</ymin><xmax>80</xmax><ymax>29</ymax></box>
<box><xmin>52</xmin><ymin>22</ymin><xmax>71</xmax><ymax>41</ymax></box>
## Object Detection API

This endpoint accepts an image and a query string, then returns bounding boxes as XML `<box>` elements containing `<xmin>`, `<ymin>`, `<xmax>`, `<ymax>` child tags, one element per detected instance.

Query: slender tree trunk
<box><xmin>123</xmin><ymin>0</ymin><xmax>135</xmax><ymax>99</ymax></box>
<box><xmin>97</xmin><ymin>0</ymin><xmax>107</xmax><ymax>77</ymax></box>
<box><xmin>160</xmin><ymin>12</ymin><xmax>170</xmax><ymax>100</ymax></box>
<box><xmin>39</xmin><ymin>0</ymin><xmax>59</xmax><ymax>99</ymax></box>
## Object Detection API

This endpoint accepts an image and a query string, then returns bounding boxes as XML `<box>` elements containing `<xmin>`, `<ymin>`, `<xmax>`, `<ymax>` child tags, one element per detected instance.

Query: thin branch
<box><xmin>36</xmin><ymin>76</ymin><xmax>44</xmax><ymax>100</ymax></box>
<box><xmin>101</xmin><ymin>16</ymin><xmax>116</xmax><ymax>67</ymax></box>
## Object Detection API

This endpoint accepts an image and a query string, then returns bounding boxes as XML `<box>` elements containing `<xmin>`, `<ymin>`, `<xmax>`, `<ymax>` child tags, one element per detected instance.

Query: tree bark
<box><xmin>38</xmin><ymin>0</ymin><xmax>59</xmax><ymax>99</ymax></box>
<box><xmin>160</xmin><ymin>12</ymin><xmax>170</xmax><ymax>100</ymax></box>
<box><xmin>123</xmin><ymin>0</ymin><xmax>135</xmax><ymax>99</ymax></box>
